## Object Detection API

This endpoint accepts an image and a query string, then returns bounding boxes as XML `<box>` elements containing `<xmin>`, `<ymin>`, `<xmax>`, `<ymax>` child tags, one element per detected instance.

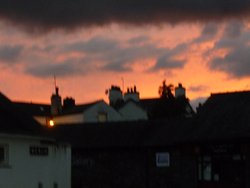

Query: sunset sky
<box><xmin>1</xmin><ymin>0</ymin><xmax>250</xmax><ymax>107</ymax></box>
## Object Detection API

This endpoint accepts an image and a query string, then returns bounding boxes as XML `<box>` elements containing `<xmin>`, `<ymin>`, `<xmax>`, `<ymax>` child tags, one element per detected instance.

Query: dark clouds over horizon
<box><xmin>1</xmin><ymin>0</ymin><xmax>250</xmax><ymax>32</ymax></box>
<box><xmin>0</xmin><ymin>0</ymin><xmax>250</xmax><ymax>88</ymax></box>
<box><xmin>21</xmin><ymin>36</ymin><xmax>188</xmax><ymax>78</ymax></box>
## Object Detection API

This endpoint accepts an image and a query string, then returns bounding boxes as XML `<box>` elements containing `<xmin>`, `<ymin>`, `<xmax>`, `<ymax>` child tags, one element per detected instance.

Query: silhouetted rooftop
<box><xmin>14</xmin><ymin>102</ymin><xmax>51</xmax><ymax>116</ymax></box>
<box><xmin>0</xmin><ymin>92</ymin><xmax>44</xmax><ymax>135</ymax></box>
<box><xmin>195</xmin><ymin>90</ymin><xmax>250</xmax><ymax>142</ymax></box>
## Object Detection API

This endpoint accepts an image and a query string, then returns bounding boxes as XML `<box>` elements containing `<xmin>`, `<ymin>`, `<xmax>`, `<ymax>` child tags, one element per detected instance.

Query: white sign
<box><xmin>156</xmin><ymin>152</ymin><xmax>170</xmax><ymax>167</ymax></box>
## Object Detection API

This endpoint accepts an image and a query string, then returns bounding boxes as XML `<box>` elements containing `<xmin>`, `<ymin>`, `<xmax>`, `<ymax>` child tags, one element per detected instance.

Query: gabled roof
<box><xmin>195</xmin><ymin>91</ymin><xmax>250</xmax><ymax>141</ymax></box>
<box><xmin>0</xmin><ymin>92</ymin><xmax>43</xmax><ymax>135</ymax></box>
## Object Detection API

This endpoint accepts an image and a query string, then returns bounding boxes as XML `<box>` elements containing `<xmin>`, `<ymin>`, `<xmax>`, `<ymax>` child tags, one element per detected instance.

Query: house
<box><xmin>108</xmin><ymin>83</ymin><xmax>194</xmax><ymax>120</ymax></box>
<box><xmin>193</xmin><ymin>90</ymin><xmax>250</xmax><ymax>188</ymax></box>
<box><xmin>0</xmin><ymin>92</ymin><xmax>71</xmax><ymax>188</ymax></box>
<box><xmin>46</xmin><ymin>90</ymin><xmax>250</xmax><ymax>188</ymax></box>
<box><xmin>48</xmin><ymin>119</ymin><xmax>196</xmax><ymax>188</ymax></box>
<box><xmin>13</xmin><ymin>83</ymin><xmax>194</xmax><ymax>126</ymax></box>
<box><xmin>52</xmin><ymin>100</ymin><xmax>122</xmax><ymax>125</ymax></box>
<box><xmin>13</xmin><ymin>102</ymin><xmax>51</xmax><ymax>126</ymax></box>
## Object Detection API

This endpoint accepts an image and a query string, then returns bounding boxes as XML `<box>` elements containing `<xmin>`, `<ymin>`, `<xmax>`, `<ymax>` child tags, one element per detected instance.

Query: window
<box><xmin>0</xmin><ymin>144</ymin><xmax>9</xmax><ymax>167</ymax></box>
<box><xmin>54</xmin><ymin>182</ymin><xmax>58</xmax><ymax>188</ymax></box>
<box><xmin>30</xmin><ymin>146</ymin><xmax>48</xmax><ymax>156</ymax></box>
<box><xmin>38</xmin><ymin>182</ymin><xmax>43</xmax><ymax>188</ymax></box>
<box><xmin>98</xmin><ymin>112</ymin><xmax>108</xmax><ymax>122</ymax></box>
<box><xmin>198</xmin><ymin>156</ymin><xmax>212</xmax><ymax>181</ymax></box>
<box><xmin>156</xmin><ymin>152</ymin><xmax>170</xmax><ymax>167</ymax></box>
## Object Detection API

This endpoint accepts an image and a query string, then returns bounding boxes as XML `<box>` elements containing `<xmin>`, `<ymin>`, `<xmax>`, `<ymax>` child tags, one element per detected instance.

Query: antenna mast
<box><xmin>54</xmin><ymin>75</ymin><xmax>57</xmax><ymax>88</ymax></box>
<box><xmin>121</xmin><ymin>77</ymin><xmax>124</xmax><ymax>94</ymax></box>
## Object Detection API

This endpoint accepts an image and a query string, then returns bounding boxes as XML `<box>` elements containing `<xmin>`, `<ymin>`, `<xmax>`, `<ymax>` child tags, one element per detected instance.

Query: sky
<box><xmin>1</xmin><ymin>0</ymin><xmax>250</xmax><ymax>107</ymax></box>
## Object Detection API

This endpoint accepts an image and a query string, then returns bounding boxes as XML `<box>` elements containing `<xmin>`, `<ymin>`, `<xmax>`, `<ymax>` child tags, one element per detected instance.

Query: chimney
<box><xmin>51</xmin><ymin>86</ymin><xmax>62</xmax><ymax>115</ymax></box>
<box><xmin>175</xmin><ymin>83</ymin><xmax>186</xmax><ymax>98</ymax></box>
<box><xmin>108</xmin><ymin>85</ymin><xmax>123</xmax><ymax>107</ymax></box>
<box><xmin>124</xmin><ymin>85</ymin><xmax>140</xmax><ymax>102</ymax></box>
<box><xmin>63</xmin><ymin>97</ymin><xmax>75</xmax><ymax>109</ymax></box>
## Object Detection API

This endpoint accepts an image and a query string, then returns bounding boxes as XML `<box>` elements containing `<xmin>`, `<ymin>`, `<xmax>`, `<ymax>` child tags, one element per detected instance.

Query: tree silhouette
<box><xmin>158</xmin><ymin>80</ymin><xmax>174</xmax><ymax>99</ymax></box>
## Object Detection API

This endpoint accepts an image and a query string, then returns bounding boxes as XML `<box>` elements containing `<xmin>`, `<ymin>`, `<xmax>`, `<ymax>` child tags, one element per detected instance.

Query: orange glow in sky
<box><xmin>0</xmin><ymin>21</ymin><xmax>250</xmax><ymax>109</ymax></box>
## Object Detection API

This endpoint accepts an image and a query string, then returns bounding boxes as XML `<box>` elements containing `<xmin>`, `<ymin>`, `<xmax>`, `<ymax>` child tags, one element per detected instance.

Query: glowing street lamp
<box><xmin>48</xmin><ymin>119</ymin><xmax>55</xmax><ymax>127</ymax></box>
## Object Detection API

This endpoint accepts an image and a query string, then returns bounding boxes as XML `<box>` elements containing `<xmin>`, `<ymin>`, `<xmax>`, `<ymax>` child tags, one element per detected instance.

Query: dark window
<box><xmin>54</xmin><ymin>182</ymin><xmax>58</xmax><ymax>188</ymax></box>
<box><xmin>0</xmin><ymin>147</ymin><xmax>4</xmax><ymax>163</ymax></box>
<box><xmin>0</xmin><ymin>145</ymin><xmax>8</xmax><ymax>166</ymax></box>
<box><xmin>198</xmin><ymin>156</ymin><xmax>212</xmax><ymax>181</ymax></box>
<box><xmin>198</xmin><ymin>154</ymin><xmax>245</xmax><ymax>183</ymax></box>
<box><xmin>38</xmin><ymin>182</ymin><xmax>43</xmax><ymax>188</ymax></box>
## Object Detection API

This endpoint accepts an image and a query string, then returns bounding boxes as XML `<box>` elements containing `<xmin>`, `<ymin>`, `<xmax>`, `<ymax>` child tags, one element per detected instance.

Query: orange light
<box><xmin>48</xmin><ymin>120</ymin><xmax>54</xmax><ymax>127</ymax></box>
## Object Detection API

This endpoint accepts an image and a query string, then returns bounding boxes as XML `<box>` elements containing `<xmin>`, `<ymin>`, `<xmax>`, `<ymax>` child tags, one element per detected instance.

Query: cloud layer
<box><xmin>1</xmin><ymin>0</ymin><xmax>250</xmax><ymax>31</ymax></box>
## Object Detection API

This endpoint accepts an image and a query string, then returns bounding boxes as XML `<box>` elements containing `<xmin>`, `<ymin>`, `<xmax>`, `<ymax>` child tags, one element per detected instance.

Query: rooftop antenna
<box><xmin>54</xmin><ymin>75</ymin><xmax>58</xmax><ymax>95</ymax></box>
<box><xmin>54</xmin><ymin>75</ymin><xmax>57</xmax><ymax>87</ymax></box>
<box><xmin>121</xmin><ymin>77</ymin><xmax>124</xmax><ymax>94</ymax></box>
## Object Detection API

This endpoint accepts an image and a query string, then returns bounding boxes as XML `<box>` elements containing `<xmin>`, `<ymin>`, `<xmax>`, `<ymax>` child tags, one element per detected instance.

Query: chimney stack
<box><xmin>51</xmin><ymin>86</ymin><xmax>62</xmax><ymax>115</ymax></box>
<box><xmin>175</xmin><ymin>83</ymin><xmax>186</xmax><ymax>98</ymax></box>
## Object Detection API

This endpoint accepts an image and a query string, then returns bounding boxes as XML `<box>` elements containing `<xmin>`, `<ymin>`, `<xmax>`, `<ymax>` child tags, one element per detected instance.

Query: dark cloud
<box><xmin>207</xmin><ymin>21</ymin><xmax>250</xmax><ymax>78</ymax></box>
<box><xmin>193</xmin><ymin>22</ymin><xmax>219</xmax><ymax>43</ymax></box>
<box><xmin>66</xmin><ymin>37</ymin><xmax>118</xmax><ymax>54</ymax></box>
<box><xmin>128</xmin><ymin>36</ymin><xmax>150</xmax><ymax>45</ymax></box>
<box><xmin>210</xmin><ymin>44</ymin><xmax>250</xmax><ymax>78</ymax></box>
<box><xmin>223</xmin><ymin>20</ymin><xmax>244</xmax><ymax>38</ymax></box>
<box><xmin>1</xmin><ymin>0</ymin><xmax>250</xmax><ymax>32</ymax></box>
<box><xmin>25</xmin><ymin>59</ymin><xmax>86</xmax><ymax>77</ymax></box>
<box><xmin>64</xmin><ymin>37</ymin><xmax>167</xmax><ymax>73</ymax></box>
<box><xmin>22</xmin><ymin>35</ymin><xmax>188</xmax><ymax>77</ymax></box>
<box><xmin>101</xmin><ymin>44</ymin><xmax>165</xmax><ymax>72</ymax></box>
<box><xmin>102</xmin><ymin>60</ymin><xmax>132</xmax><ymax>72</ymax></box>
<box><xmin>150</xmin><ymin>43</ymin><xmax>187</xmax><ymax>71</ymax></box>
<box><xmin>0</xmin><ymin>45</ymin><xmax>23</xmax><ymax>63</ymax></box>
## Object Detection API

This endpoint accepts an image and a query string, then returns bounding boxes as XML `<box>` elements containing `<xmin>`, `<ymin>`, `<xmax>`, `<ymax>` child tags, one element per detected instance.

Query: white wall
<box><xmin>83</xmin><ymin>101</ymin><xmax>122</xmax><ymax>122</ymax></box>
<box><xmin>0</xmin><ymin>134</ymin><xmax>71</xmax><ymax>188</ymax></box>
<box><xmin>53</xmin><ymin>113</ymin><xmax>83</xmax><ymax>125</ymax></box>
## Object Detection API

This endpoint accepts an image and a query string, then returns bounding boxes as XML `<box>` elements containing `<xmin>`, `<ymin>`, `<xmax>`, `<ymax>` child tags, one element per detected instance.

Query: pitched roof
<box><xmin>0</xmin><ymin>92</ymin><xmax>44</xmax><ymax>135</ymax></box>
<box><xmin>13</xmin><ymin>100</ymin><xmax>105</xmax><ymax>116</ymax></box>
<box><xmin>13</xmin><ymin>102</ymin><xmax>51</xmax><ymax>116</ymax></box>
<box><xmin>195</xmin><ymin>91</ymin><xmax>250</xmax><ymax>142</ymax></box>
<box><xmin>46</xmin><ymin>91</ymin><xmax>250</xmax><ymax>148</ymax></box>
<box><xmin>47</xmin><ymin>118</ymin><xmax>194</xmax><ymax>148</ymax></box>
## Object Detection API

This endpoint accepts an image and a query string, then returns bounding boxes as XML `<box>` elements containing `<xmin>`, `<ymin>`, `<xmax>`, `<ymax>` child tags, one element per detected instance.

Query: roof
<box><xmin>12</xmin><ymin>100</ymin><xmax>105</xmax><ymax>116</ymax></box>
<box><xmin>46</xmin><ymin>118</ymin><xmax>195</xmax><ymax>148</ymax></box>
<box><xmin>60</xmin><ymin>100</ymin><xmax>104</xmax><ymax>115</ymax></box>
<box><xmin>0</xmin><ymin>92</ymin><xmax>44</xmax><ymax>135</ymax></box>
<box><xmin>139</xmin><ymin>97</ymin><xmax>194</xmax><ymax>119</ymax></box>
<box><xmin>13</xmin><ymin>102</ymin><xmax>51</xmax><ymax>116</ymax></box>
<box><xmin>46</xmin><ymin>91</ymin><xmax>250</xmax><ymax>148</ymax></box>
<box><xmin>194</xmin><ymin>91</ymin><xmax>250</xmax><ymax>142</ymax></box>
